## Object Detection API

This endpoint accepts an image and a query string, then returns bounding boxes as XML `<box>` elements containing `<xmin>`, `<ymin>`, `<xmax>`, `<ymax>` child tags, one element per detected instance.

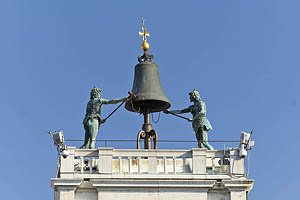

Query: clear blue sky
<box><xmin>0</xmin><ymin>0</ymin><xmax>299</xmax><ymax>199</ymax></box>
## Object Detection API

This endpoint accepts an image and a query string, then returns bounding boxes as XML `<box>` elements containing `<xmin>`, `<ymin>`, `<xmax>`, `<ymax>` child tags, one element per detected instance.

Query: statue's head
<box><xmin>90</xmin><ymin>86</ymin><xmax>102</xmax><ymax>99</ymax></box>
<box><xmin>189</xmin><ymin>89</ymin><xmax>201</xmax><ymax>102</ymax></box>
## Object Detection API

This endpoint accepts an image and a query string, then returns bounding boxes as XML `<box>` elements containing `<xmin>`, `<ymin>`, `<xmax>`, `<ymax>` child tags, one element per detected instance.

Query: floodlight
<box><xmin>239</xmin><ymin>132</ymin><xmax>250</xmax><ymax>158</ymax></box>
<box><xmin>240</xmin><ymin>132</ymin><xmax>250</xmax><ymax>146</ymax></box>
<box><xmin>52</xmin><ymin>130</ymin><xmax>64</xmax><ymax>145</ymax></box>
<box><xmin>48</xmin><ymin>130</ymin><xmax>69</xmax><ymax>159</ymax></box>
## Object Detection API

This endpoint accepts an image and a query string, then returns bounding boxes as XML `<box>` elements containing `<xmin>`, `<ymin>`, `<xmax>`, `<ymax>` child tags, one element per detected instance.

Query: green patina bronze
<box><xmin>164</xmin><ymin>89</ymin><xmax>214</xmax><ymax>150</ymax></box>
<box><xmin>80</xmin><ymin>86</ymin><xmax>128</xmax><ymax>149</ymax></box>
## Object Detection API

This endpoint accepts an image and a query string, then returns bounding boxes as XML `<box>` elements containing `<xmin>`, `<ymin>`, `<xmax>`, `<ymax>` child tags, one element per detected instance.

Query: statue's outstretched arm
<box><xmin>101</xmin><ymin>97</ymin><xmax>128</xmax><ymax>105</ymax></box>
<box><xmin>169</xmin><ymin>107</ymin><xmax>190</xmax><ymax>114</ymax></box>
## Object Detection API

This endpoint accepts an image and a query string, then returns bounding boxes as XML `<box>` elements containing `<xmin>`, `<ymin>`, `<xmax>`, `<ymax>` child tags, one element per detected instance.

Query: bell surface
<box><xmin>125</xmin><ymin>62</ymin><xmax>171</xmax><ymax>113</ymax></box>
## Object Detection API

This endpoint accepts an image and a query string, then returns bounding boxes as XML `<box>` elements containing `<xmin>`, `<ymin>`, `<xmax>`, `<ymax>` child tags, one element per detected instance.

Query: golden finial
<box><xmin>139</xmin><ymin>18</ymin><xmax>150</xmax><ymax>53</ymax></box>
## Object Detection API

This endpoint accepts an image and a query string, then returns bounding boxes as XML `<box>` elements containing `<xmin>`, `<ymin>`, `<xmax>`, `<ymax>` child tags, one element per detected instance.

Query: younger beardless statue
<box><xmin>164</xmin><ymin>90</ymin><xmax>214</xmax><ymax>150</ymax></box>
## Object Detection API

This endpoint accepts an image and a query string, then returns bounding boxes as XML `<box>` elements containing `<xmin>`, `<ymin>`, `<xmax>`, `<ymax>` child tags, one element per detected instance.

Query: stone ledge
<box><xmin>51</xmin><ymin>178</ymin><xmax>83</xmax><ymax>189</ymax></box>
<box><xmin>70</xmin><ymin>173</ymin><xmax>246</xmax><ymax>180</ymax></box>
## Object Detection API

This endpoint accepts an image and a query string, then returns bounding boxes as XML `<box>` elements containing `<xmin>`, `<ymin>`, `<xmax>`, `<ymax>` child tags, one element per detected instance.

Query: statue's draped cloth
<box><xmin>189</xmin><ymin>101</ymin><xmax>213</xmax><ymax>132</ymax></box>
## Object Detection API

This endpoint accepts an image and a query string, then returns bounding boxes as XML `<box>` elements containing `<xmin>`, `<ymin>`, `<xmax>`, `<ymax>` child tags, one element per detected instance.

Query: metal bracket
<box><xmin>137</xmin><ymin>129</ymin><xmax>158</xmax><ymax>149</ymax></box>
<box><xmin>138</xmin><ymin>53</ymin><xmax>154</xmax><ymax>63</ymax></box>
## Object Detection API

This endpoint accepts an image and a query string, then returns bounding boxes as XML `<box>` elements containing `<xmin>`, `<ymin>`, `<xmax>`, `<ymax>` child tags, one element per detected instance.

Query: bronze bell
<box><xmin>125</xmin><ymin>62</ymin><xmax>171</xmax><ymax>113</ymax></box>
<box><xmin>125</xmin><ymin>61</ymin><xmax>171</xmax><ymax>149</ymax></box>
<box><xmin>127</xmin><ymin>18</ymin><xmax>171</xmax><ymax>149</ymax></box>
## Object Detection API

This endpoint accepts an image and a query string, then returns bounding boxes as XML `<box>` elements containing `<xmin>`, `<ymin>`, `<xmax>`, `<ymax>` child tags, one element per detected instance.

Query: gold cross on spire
<box><xmin>139</xmin><ymin>18</ymin><xmax>150</xmax><ymax>52</ymax></box>
<box><xmin>139</xmin><ymin>18</ymin><xmax>150</xmax><ymax>41</ymax></box>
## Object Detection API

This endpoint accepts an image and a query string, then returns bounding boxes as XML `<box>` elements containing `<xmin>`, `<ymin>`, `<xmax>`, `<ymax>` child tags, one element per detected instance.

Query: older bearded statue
<box><xmin>164</xmin><ymin>90</ymin><xmax>214</xmax><ymax>150</ymax></box>
<box><xmin>80</xmin><ymin>86</ymin><xmax>128</xmax><ymax>149</ymax></box>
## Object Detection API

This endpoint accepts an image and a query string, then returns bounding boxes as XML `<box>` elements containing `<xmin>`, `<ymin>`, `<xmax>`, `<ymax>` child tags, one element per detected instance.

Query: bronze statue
<box><xmin>164</xmin><ymin>90</ymin><xmax>214</xmax><ymax>150</ymax></box>
<box><xmin>80</xmin><ymin>86</ymin><xmax>128</xmax><ymax>149</ymax></box>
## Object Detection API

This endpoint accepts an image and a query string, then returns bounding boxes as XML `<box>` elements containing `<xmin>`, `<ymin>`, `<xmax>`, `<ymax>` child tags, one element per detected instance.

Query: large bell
<box><xmin>125</xmin><ymin>62</ymin><xmax>171</xmax><ymax>113</ymax></box>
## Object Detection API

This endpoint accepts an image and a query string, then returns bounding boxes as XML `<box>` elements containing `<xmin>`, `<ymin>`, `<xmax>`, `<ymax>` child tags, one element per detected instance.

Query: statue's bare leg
<box><xmin>80</xmin><ymin>126</ymin><xmax>90</xmax><ymax>149</ymax></box>
<box><xmin>198</xmin><ymin>127</ymin><xmax>214</xmax><ymax>150</ymax></box>
<box><xmin>195</xmin><ymin>129</ymin><xmax>202</xmax><ymax>148</ymax></box>
<box><xmin>88</xmin><ymin>118</ymin><xmax>99</xmax><ymax>149</ymax></box>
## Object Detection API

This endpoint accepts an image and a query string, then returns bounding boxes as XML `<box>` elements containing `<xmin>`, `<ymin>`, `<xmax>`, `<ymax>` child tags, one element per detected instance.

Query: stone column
<box><xmin>60</xmin><ymin>147</ymin><xmax>76</xmax><ymax>178</ymax></box>
<box><xmin>229</xmin><ymin>189</ymin><xmax>247</xmax><ymax>200</ymax></box>
<box><xmin>229</xmin><ymin>149</ymin><xmax>245</xmax><ymax>175</ymax></box>
<box><xmin>51</xmin><ymin>179</ymin><xmax>82</xmax><ymax>200</ymax></box>
<box><xmin>223</xmin><ymin>180</ymin><xmax>254</xmax><ymax>200</ymax></box>
<box><xmin>198</xmin><ymin>190</ymin><xmax>208</xmax><ymax>200</ymax></box>
<box><xmin>97</xmin><ymin>188</ymin><xmax>105</xmax><ymax>200</ymax></box>
<box><xmin>98</xmin><ymin>147</ymin><xmax>114</xmax><ymax>174</ymax></box>
<box><xmin>57</xmin><ymin>186</ymin><xmax>77</xmax><ymax>200</ymax></box>
<box><xmin>148</xmin><ymin>150</ymin><xmax>157</xmax><ymax>174</ymax></box>
<box><xmin>192</xmin><ymin>148</ymin><xmax>207</xmax><ymax>174</ymax></box>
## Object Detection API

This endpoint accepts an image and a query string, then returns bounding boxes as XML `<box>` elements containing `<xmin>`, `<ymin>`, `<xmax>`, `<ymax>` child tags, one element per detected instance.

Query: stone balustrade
<box><xmin>59</xmin><ymin>147</ymin><xmax>245</xmax><ymax>179</ymax></box>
